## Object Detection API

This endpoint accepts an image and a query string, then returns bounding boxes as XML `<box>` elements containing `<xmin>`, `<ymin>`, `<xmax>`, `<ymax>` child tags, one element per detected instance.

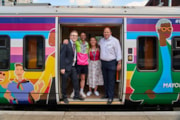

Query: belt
<box><xmin>101</xmin><ymin>59</ymin><xmax>116</xmax><ymax>62</ymax></box>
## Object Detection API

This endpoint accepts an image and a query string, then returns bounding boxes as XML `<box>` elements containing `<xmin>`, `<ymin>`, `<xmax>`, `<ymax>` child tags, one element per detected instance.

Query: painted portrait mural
<box><xmin>130</xmin><ymin>18</ymin><xmax>180</xmax><ymax>104</ymax></box>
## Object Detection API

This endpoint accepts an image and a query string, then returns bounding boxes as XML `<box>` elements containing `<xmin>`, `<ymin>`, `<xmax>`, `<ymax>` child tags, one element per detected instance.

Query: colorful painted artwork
<box><xmin>129</xmin><ymin>18</ymin><xmax>180</xmax><ymax>104</ymax></box>
<box><xmin>0</xmin><ymin>18</ymin><xmax>56</xmax><ymax>104</ymax></box>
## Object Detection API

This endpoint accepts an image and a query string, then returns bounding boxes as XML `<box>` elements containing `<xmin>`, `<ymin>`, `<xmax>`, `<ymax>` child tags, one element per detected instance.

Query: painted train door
<box><xmin>58</xmin><ymin>17</ymin><xmax>124</xmax><ymax>104</ymax></box>
<box><xmin>128</xmin><ymin>18</ymin><xmax>180</xmax><ymax>104</ymax></box>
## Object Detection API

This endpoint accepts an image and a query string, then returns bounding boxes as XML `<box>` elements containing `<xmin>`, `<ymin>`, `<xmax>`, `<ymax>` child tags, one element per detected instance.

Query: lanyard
<box><xmin>91</xmin><ymin>48</ymin><xmax>97</xmax><ymax>60</ymax></box>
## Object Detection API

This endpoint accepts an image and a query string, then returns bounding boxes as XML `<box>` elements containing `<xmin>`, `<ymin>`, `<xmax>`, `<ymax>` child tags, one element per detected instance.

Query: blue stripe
<box><xmin>127</xmin><ymin>32</ymin><xmax>180</xmax><ymax>40</ymax></box>
<box><xmin>59</xmin><ymin>18</ymin><xmax>123</xmax><ymax>24</ymax></box>
<box><xmin>0</xmin><ymin>18</ymin><xmax>55</xmax><ymax>23</ymax></box>
<box><xmin>127</xmin><ymin>18</ymin><xmax>179</xmax><ymax>24</ymax></box>
<box><xmin>0</xmin><ymin>31</ymin><xmax>49</xmax><ymax>39</ymax></box>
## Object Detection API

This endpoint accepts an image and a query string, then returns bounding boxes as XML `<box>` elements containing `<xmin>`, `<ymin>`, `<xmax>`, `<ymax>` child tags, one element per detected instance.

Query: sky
<box><xmin>33</xmin><ymin>0</ymin><xmax>149</xmax><ymax>6</ymax></box>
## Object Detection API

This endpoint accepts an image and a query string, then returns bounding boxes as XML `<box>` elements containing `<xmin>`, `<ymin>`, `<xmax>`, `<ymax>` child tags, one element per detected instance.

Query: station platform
<box><xmin>0</xmin><ymin>111</ymin><xmax>180</xmax><ymax>120</ymax></box>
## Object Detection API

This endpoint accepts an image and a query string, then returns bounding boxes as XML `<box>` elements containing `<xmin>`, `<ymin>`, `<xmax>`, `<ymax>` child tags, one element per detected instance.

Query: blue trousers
<box><xmin>101</xmin><ymin>60</ymin><xmax>117</xmax><ymax>99</ymax></box>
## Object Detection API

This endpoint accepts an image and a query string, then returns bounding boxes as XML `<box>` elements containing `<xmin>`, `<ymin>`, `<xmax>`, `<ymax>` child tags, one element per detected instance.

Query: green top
<box><xmin>75</xmin><ymin>40</ymin><xmax>89</xmax><ymax>54</ymax></box>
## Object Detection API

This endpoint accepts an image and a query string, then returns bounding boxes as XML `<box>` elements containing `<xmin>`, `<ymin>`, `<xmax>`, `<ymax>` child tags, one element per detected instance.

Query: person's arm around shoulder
<box><xmin>63</xmin><ymin>39</ymin><xmax>69</xmax><ymax>44</ymax></box>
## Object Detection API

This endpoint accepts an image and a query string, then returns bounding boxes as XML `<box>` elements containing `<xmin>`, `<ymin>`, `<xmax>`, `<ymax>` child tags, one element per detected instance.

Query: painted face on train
<box><xmin>158</xmin><ymin>23</ymin><xmax>173</xmax><ymax>39</ymax></box>
<box><xmin>103</xmin><ymin>27</ymin><xmax>112</xmax><ymax>39</ymax></box>
<box><xmin>0</xmin><ymin>72</ymin><xmax>5</xmax><ymax>82</ymax></box>
<box><xmin>15</xmin><ymin>64</ymin><xmax>24</xmax><ymax>79</ymax></box>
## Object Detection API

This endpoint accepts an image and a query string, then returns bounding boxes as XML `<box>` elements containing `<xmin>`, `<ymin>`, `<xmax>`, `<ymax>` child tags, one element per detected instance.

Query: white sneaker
<box><xmin>80</xmin><ymin>91</ymin><xmax>86</xmax><ymax>98</ymax></box>
<box><xmin>86</xmin><ymin>91</ymin><xmax>92</xmax><ymax>96</ymax></box>
<box><xmin>70</xmin><ymin>91</ymin><xmax>74</xmax><ymax>98</ymax></box>
<box><xmin>94</xmin><ymin>91</ymin><xmax>99</xmax><ymax>96</ymax></box>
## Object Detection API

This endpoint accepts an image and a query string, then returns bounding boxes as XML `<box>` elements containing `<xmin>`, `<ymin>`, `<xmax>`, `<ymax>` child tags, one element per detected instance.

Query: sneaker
<box><xmin>94</xmin><ymin>91</ymin><xmax>100</xmax><ymax>96</ymax></box>
<box><xmin>70</xmin><ymin>91</ymin><xmax>74</xmax><ymax>98</ymax></box>
<box><xmin>80</xmin><ymin>91</ymin><xmax>86</xmax><ymax>98</ymax></box>
<box><xmin>86</xmin><ymin>91</ymin><xmax>92</xmax><ymax>96</ymax></box>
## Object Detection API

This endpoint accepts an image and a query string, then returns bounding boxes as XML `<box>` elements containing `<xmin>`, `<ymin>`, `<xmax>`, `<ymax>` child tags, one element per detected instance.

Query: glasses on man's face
<box><xmin>71</xmin><ymin>34</ymin><xmax>78</xmax><ymax>37</ymax></box>
<box><xmin>159</xmin><ymin>27</ymin><xmax>172</xmax><ymax>32</ymax></box>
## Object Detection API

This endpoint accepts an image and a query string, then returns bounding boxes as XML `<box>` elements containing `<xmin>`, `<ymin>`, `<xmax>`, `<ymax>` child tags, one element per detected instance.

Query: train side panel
<box><xmin>0</xmin><ymin>17</ymin><xmax>56</xmax><ymax>104</ymax></box>
<box><xmin>126</xmin><ymin>18</ymin><xmax>180</xmax><ymax>104</ymax></box>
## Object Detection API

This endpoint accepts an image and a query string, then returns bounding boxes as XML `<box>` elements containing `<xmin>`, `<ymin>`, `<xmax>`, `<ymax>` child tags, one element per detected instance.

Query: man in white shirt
<box><xmin>99</xmin><ymin>27</ymin><xmax>122</xmax><ymax>104</ymax></box>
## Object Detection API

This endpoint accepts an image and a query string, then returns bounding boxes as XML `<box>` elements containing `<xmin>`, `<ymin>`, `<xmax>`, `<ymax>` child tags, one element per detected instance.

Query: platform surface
<box><xmin>0</xmin><ymin>111</ymin><xmax>180</xmax><ymax>120</ymax></box>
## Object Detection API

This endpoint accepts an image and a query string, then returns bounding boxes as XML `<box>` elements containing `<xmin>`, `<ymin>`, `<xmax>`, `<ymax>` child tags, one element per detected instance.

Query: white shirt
<box><xmin>99</xmin><ymin>36</ymin><xmax>122</xmax><ymax>61</ymax></box>
<box><xmin>70</xmin><ymin>40</ymin><xmax>77</xmax><ymax>66</ymax></box>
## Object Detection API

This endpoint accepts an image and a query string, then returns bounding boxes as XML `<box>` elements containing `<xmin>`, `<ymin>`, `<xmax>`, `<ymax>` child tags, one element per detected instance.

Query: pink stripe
<box><xmin>127</xmin><ymin>24</ymin><xmax>180</xmax><ymax>32</ymax></box>
<box><xmin>0</xmin><ymin>23</ymin><xmax>55</xmax><ymax>31</ymax></box>
<box><xmin>11</xmin><ymin>47</ymin><xmax>23</xmax><ymax>55</ymax></box>
<box><xmin>127</xmin><ymin>24</ymin><xmax>156</xmax><ymax>31</ymax></box>
<box><xmin>45</xmin><ymin>47</ymin><xmax>55</xmax><ymax>55</ymax></box>
<box><xmin>134</xmin><ymin>48</ymin><xmax>136</xmax><ymax>56</ymax></box>
<box><xmin>11</xmin><ymin>47</ymin><xmax>55</xmax><ymax>55</ymax></box>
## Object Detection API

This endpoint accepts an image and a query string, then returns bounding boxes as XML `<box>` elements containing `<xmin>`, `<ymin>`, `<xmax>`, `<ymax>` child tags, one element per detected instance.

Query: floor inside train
<box><xmin>58</xmin><ymin>79</ymin><xmax>122</xmax><ymax>104</ymax></box>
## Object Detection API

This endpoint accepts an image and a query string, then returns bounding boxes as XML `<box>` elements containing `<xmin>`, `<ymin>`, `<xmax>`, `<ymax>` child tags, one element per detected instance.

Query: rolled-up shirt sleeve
<box><xmin>115</xmin><ymin>40</ymin><xmax>122</xmax><ymax>61</ymax></box>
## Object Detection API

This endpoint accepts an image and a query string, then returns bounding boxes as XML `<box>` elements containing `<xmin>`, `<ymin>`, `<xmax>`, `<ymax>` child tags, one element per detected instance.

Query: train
<box><xmin>0</xmin><ymin>6</ymin><xmax>180</xmax><ymax>108</ymax></box>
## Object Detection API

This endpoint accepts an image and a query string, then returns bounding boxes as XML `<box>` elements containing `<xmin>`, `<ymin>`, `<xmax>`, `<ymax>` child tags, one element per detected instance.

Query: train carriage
<box><xmin>0</xmin><ymin>6</ymin><xmax>180</xmax><ymax>106</ymax></box>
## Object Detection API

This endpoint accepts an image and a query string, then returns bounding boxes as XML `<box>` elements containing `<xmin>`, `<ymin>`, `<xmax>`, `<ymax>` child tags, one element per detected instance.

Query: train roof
<box><xmin>0</xmin><ymin>6</ymin><xmax>179</xmax><ymax>17</ymax></box>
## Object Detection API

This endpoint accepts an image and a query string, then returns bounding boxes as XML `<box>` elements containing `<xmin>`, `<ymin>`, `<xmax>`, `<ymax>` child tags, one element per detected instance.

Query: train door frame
<box><xmin>58</xmin><ymin>17</ymin><xmax>125</xmax><ymax>104</ymax></box>
<box><xmin>118</xmin><ymin>21</ymin><xmax>124</xmax><ymax>102</ymax></box>
<box><xmin>55</xmin><ymin>17</ymin><xmax>61</xmax><ymax>103</ymax></box>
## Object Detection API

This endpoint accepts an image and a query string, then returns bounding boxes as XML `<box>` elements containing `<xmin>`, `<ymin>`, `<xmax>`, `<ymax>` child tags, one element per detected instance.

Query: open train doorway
<box><xmin>58</xmin><ymin>18</ymin><xmax>124</xmax><ymax>104</ymax></box>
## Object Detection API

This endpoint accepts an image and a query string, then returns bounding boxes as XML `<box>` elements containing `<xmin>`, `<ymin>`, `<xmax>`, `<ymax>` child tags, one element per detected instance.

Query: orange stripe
<box><xmin>126</xmin><ymin>79</ymin><xmax>131</xmax><ymax>87</ymax></box>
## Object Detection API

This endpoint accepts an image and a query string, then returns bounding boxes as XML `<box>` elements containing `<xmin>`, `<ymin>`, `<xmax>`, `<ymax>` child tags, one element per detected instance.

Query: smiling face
<box><xmin>90</xmin><ymin>37</ymin><xmax>97</xmax><ymax>47</ymax></box>
<box><xmin>158</xmin><ymin>23</ymin><xmax>173</xmax><ymax>39</ymax></box>
<box><xmin>103</xmin><ymin>27</ymin><xmax>112</xmax><ymax>40</ymax></box>
<box><xmin>80</xmin><ymin>32</ymin><xmax>86</xmax><ymax>41</ymax></box>
<box><xmin>70</xmin><ymin>31</ymin><xmax>78</xmax><ymax>42</ymax></box>
<box><xmin>0</xmin><ymin>72</ymin><xmax>5</xmax><ymax>82</ymax></box>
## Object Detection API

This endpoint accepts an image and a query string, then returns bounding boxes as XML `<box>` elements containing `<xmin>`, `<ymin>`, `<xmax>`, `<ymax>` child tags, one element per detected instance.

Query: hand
<box><xmin>116</xmin><ymin>64</ymin><xmax>121</xmax><ymax>71</ymax></box>
<box><xmin>61</xmin><ymin>69</ymin><xmax>65</xmax><ymax>74</ymax></box>
<box><xmin>38</xmin><ymin>81</ymin><xmax>44</xmax><ymax>89</ymax></box>
<box><xmin>63</xmin><ymin>39</ymin><xmax>69</xmax><ymax>44</ymax></box>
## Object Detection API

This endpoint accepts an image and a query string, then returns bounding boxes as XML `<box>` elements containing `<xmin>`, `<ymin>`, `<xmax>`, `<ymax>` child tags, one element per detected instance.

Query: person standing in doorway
<box><xmin>86</xmin><ymin>37</ymin><xmax>103</xmax><ymax>97</ymax></box>
<box><xmin>60</xmin><ymin>30</ymin><xmax>84</xmax><ymax>104</ymax></box>
<box><xmin>99</xmin><ymin>27</ymin><xmax>122</xmax><ymax>104</ymax></box>
<box><xmin>70</xmin><ymin>32</ymin><xmax>89</xmax><ymax>98</ymax></box>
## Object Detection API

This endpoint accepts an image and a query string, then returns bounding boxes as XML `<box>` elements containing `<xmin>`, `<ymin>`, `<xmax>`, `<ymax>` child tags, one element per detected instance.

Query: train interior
<box><xmin>59</xmin><ymin>24</ymin><xmax>124</xmax><ymax>104</ymax></box>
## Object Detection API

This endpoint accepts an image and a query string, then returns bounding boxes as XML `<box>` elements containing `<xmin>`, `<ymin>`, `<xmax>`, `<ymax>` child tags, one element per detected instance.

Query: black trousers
<box><xmin>61</xmin><ymin>66</ymin><xmax>79</xmax><ymax>98</ymax></box>
<box><xmin>101</xmin><ymin>60</ymin><xmax>117</xmax><ymax>99</ymax></box>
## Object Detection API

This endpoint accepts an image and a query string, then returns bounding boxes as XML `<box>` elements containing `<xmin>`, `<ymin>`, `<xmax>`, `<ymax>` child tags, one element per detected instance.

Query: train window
<box><xmin>24</xmin><ymin>35</ymin><xmax>45</xmax><ymax>70</ymax></box>
<box><xmin>172</xmin><ymin>37</ymin><xmax>180</xmax><ymax>70</ymax></box>
<box><xmin>137</xmin><ymin>36</ymin><xmax>158</xmax><ymax>71</ymax></box>
<box><xmin>0</xmin><ymin>35</ymin><xmax>10</xmax><ymax>70</ymax></box>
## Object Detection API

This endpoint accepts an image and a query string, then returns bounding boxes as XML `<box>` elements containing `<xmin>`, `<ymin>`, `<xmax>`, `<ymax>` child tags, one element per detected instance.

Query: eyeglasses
<box><xmin>159</xmin><ymin>27</ymin><xmax>172</xmax><ymax>32</ymax></box>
